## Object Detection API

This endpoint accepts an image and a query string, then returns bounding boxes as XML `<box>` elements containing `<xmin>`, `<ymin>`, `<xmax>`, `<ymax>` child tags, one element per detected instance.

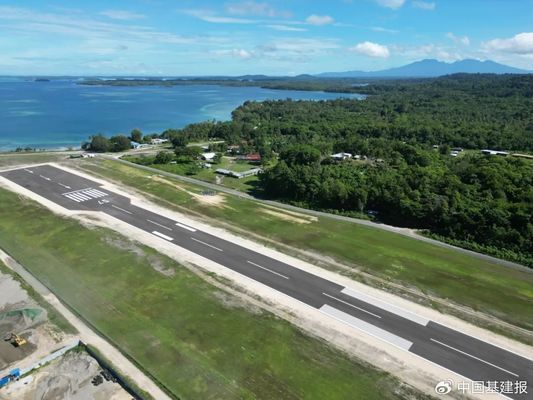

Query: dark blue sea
<box><xmin>0</xmin><ymin>78</ymin><xmax>363</xmax><ymax>151</ymax></box>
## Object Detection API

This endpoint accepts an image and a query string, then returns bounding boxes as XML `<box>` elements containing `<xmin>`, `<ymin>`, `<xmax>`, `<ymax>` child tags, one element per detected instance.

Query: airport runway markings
<box><xmin>62</xmin><ymin>188</ymin><xmax>109</xmax><ymax>203</ymax></box>
<box><xmin>152</xmin><ymin>231</ymin><xmax>173</xmax><ymax>241</ymax></box>
<box><xmin>191</xmin><ymin>237</ymin><xmax>223</xmax><ymax>252</ymax></box>
<box><xmin>429</xmin><ymin>338</ymin><xmax>519</xmax><ymax>377</ymax></box>
<box><xmin>247</xmin><ymin>260</ymin><xmax>290</xmax><ymax>280</ymax></box>
<box><xmin>111</xmin><ymin>205</ymin><xmax>133</xmax><ymax>215</ymax></box>
<box><xmin>176</xmin><ymin>222</ymin><xmax>196</xmax><ymax>232</ymax></box>
<box><xmin>322</xmin><ymin>292</ymin><xmax>381</xmax><ymax>319</ymax></box>
<box><xmin>147</xmin><ymin>219</ymin><xmax>173</xmax><ymax>231</ymax></box>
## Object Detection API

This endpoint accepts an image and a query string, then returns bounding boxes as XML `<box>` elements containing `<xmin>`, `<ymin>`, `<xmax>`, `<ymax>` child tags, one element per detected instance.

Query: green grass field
<box><xmin>0</xmin><ymin>187</ymin><xmax>428</xmax><ymax>400</ymax></box>
<box><xmin>78</xmin><ymin>159</ymin><xmax>533</xmax><ymax>337</ymax></box>
<box><xmin>0</xmin><ymin>152</ymin><xmax>72</xmax><ymax>168</ymax></box>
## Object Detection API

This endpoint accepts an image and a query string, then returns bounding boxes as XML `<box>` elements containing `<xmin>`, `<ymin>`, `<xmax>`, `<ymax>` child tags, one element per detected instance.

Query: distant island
<box><xmin>77</xmin><ymin>59</ymin><xmax>532</xmax><ymax>93</ymax></box>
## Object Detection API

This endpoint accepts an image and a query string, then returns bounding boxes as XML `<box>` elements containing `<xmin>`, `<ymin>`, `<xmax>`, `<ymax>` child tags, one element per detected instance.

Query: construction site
<box><xmin>0</xmin><ymin>266</ymin><xmax>132</xmax><ymax>400</ymax></box>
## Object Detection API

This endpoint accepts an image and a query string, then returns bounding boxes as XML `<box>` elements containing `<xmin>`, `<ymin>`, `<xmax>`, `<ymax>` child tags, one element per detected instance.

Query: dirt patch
<box><xmin>1</xmin><ymin>350</ymin><xmax>131</xmax><ymax>400</ymax></box>
<box><xmin>104</xmin><ymin>236</ymin><xmax>175</xmax><ymax>277</ymax></box>
<box><xmin>211</xmin><ymin>290</ymin><xmax>264</xmax><ymax>315</ymax></box>
<box><xmin>151</xmin><ymin>175</ymin><xmax>228</xmax><ymax>208</ymax></box>
<box><xmin>260</xmin><ymin>207</ymin><xmax>317</xmax><ymax>224</ymax></box>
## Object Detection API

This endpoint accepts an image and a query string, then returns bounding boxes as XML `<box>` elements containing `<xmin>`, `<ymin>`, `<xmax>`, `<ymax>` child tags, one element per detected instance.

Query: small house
<box><xmin>331</xmin><ymin>152</ymin><xmax>353</xmax><ymax>161</ymax></box>
<box><xmin>201</xmin><ymin>152</ymin><xmax>217</xmax><ymax>161</ymax></box>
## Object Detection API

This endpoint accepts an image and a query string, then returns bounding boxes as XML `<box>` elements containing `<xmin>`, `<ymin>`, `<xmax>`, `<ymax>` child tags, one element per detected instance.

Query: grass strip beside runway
<box><xmin>0</xmin><ymin>187</ymin><xmax>428</xmax><ymax>400</ymax></box>
<box><xmin>80</xmin><ymin>159</ymin><xmax>533</xmax><ymax>336</ymax></box>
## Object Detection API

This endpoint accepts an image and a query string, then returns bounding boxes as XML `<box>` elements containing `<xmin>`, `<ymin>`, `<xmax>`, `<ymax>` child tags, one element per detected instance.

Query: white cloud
<box><xmin>182</xmin><ymin>9</ymin><xmax>254</xmax><ymax>24</ymax></box>
<box><xmin>212</xmin><ymin>48</ymin><xmax>253</xmax><ymax>59</ymax></box>
<box><xmin>100</xmin><ymin>10</ymin><xmax>145</xmax><ymax>20</ymax></box>
<box><xmin>375</xmin><ymin>0</ymin><xmax>406</xmax><ymax>9</ymax></box>
<box><xmin>225</xmin><ymin>1</ymin><xmax>291</xmax><ymax>18</ymax></box>
<box><xmin>265</xmin><ymin>24</ymin><xmax>307</xmax><ymax>32</ymax></box>
<box><xmin>391</xmin><ymin>43</ymin><xmax>462</xmax><ymax>61</ymax></box>
<box><xmin>412</xmin><ymin>1</ymin><xmax>436</xmax><ymax>11</ymax></box>
<box><xmin>305</xmin><ymin>14</ymin><xmax>334</xmax><ymax>26</ymax></box>
<box><xmin>350</xmin><ymin>41</ymin><xmax>390</xmax><ymax>58</ymax></box>
<box><xmin>446</xmin><ymin>32</ymin><xmax>470</xmax><ymax>46</ymax></box>
<box><xmin>482</xmin><ymin>32</ymin><xmax>533</xmax><ymax>55</ymax></box>
<box><xmin>371</xmin><ymin>26</ymin><xmax>399</xmax><ymax>34</ymax></box>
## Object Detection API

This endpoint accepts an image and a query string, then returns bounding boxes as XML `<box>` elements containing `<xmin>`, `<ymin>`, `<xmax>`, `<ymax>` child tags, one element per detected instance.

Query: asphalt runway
<box><xmin>1</xmin><ymin>165</ymin><xmax>532</xmax><ymax>399</ymax></box>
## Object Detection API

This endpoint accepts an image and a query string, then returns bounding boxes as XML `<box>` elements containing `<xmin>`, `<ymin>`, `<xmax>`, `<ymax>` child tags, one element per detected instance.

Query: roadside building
<box><xmin>150</xmin><ymin>138</ymin><xmax>168</xmax><ymax>145</ymax></box>
<box><xmin>481</xmin><ymin>149</ymin><xmax>509</xmax><ymax>156</ymax></box>
<box><xmin>236</xmin><ymin>153</ymin><xmax>262</xmax><ymax>163</ymax></box>
<box><xmin>201</xmin><ymin>152</ymin><xmax>217</xmax><ymax>161</ymax></box>
<box><xmin>215</xmin><ymin>168</ymin><xmax>262</xmax><ymax>179</ymax></box>
<box><xmin>331</xmin><ymin>152</ymin><xmax>353</xmax><ymax>161</ymax></box>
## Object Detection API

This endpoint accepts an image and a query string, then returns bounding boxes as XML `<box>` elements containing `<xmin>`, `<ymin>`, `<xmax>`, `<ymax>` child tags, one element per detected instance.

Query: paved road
<box><xmin>2</xmin><ymin>165</ymin><xmax>532</xmax><ymax>400</ymax></box>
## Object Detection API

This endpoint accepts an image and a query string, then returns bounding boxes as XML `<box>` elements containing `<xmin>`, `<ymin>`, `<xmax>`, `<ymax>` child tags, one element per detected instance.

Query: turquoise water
<box><xmin>0</xmin><ymin>79</ymin><xmax>363</xmax><ymax>151</ymax></box>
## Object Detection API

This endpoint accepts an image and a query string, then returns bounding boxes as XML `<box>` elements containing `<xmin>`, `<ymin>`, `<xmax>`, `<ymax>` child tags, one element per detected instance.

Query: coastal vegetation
<box><xmin>125</xmin><ymin>74</ymin><xmax>533</xmax><ymax>267</ymax></box>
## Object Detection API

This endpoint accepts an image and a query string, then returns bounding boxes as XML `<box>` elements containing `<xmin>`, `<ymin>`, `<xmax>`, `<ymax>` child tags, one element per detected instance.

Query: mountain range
<box><xmin>316</xmin><ymin>59</ymin><xmax>531</xmax><ymax>78</ymax></box>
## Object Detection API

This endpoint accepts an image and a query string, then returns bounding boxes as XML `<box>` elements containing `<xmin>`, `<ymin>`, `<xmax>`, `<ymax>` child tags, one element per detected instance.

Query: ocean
<box><xmin>0</xmin><ymin>78</ymin><xmax>363</xmax><ymax>151</ymax></box>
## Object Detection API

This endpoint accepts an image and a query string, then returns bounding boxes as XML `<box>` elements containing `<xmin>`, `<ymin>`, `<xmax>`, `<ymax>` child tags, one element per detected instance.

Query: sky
<box><xmin>0</xmin><ymin>0</ymin><xmax>532</xmax><ymax>76</ymax></box>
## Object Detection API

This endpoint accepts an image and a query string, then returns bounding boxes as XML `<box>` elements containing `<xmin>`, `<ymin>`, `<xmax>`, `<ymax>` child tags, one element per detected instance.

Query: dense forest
<box><xmin>131</xmin><ymin>74</ymin><xmax>533</xmax><ymax>266</ymax></box>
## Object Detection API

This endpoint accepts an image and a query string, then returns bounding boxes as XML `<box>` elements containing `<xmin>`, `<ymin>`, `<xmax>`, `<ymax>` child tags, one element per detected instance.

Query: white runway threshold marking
<box><xmin>320</xmin><ymin>304</ymin><xmax>413</xmax><ymax>351</ymax></box>
<box><xmin>111</xmin><ymin>205</ymin><xmax>132</xmax><ymax>215</ymax></box>
<box><xmin>247</xmin><ymin>260</ymin><xmax>290</xmax><ymax>280</ymax></box>
<box><xmin>147</xmin><ymin>219</ymin><xmax>172</xmax><ymax>231</ymax></box>
<box><xmin>190</xmin><ymin>237</ymin><xmax>223</xmax><ymax>252</ymax></box>
<box><xmin>341</xmin><ymin>287</ymin><xmax>429</xmax><ymax>326</ymax></box>
<box><xmin>322</xmin><ymin>292</ymin><xmax>381</xmax><ymax>319</ymax></box>
<box><xmin>429</xmin><ymin>338</ymin><xmax>519</xmax><ymax>377</ymax></box>
<box><xmin>152</xmin><ymin>231</ymin><xmax>173</xmax><ymax>241</ymax></box>
<box><xmin>176</xmin><ymin>222</ymin><xmax>196</xmax><ymax>232</ymax></box>
<box><xmin>62</xmin><ymin>188</ymin><xmax>109</xmax><ymax>203</ymax></box>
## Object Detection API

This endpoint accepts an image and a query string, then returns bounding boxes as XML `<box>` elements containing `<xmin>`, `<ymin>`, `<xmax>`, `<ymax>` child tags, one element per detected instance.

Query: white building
<box><xmin>150</xmin><ymin>138</ymin><xmax>169</xmax><ymax>145</ymax></box>
<box><xmin>201</xmin><ymin>152</ymin><xmax>217</xmax><ymax>161</ymax></box>
<box><xmin>331</xmin><ymin>152</ymin><xmax>353</xmax><ymax>160</ymax></box>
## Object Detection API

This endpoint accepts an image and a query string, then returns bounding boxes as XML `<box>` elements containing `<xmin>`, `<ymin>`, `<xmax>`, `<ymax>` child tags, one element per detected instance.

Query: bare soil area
<box><xmin>0</xmin><ymin>350</ymin><xmax>131</xmax><ymax>400</ymax></box>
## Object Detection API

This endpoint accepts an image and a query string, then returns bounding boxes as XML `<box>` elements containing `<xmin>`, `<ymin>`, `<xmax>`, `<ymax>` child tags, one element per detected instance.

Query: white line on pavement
<box><xmin>39</xmin><ymin>175</ymin><xmax>51</xmax><ymax>181</ymax></box>
<box><xmin>190</xmin><ymin>237</ymin><xmax>223</xmax><ymax>252</ymax></box>
<box><xmin>429</xmin><ymin>338</ymin><xmax>519</xmax><ymax>377</ymax></box>
<box><xmin>24</xmin><ymin>169</ymin><xmax>34</xmax><ymax>174</ymax></box>
<box><xmin>341</xmin><ymin>287</ymin><xmax>427</xmax><ymax>325</ymax></box>
<box><xmin>146</xmin><ymin>219</ymin><xmax>172</xmax><ymax>231</ymax></box>
<box><xmin>65</xmin><ymin>194</ymin><xmax>81</xmax><ymax>203</ymax></box>
<box><xmin>247</xmin><ymin>260</ymin><xmax>290</xmax><ymax>280</ymax></box>
<box><xmin>57</xmin><ymin>183</ymin><xmax>71</xmax><ymax>189</ymax></box>
<box><xmin>322</xmin><ymin>292</ymin><xmax>381</xmax><ymax>319</ymax></box>
<box><xmin>176</xmin><ymin>223</ymin><xmax>197</xmax><ymax>232</ymax></box>
<box><xmin>111</xmin><ymin>205</ymin><xmax>133</xmax><ymax>215</ymax></box>
<box><xmin>152</xmin><ymin>231</ymin><xmax>173</xmax><ymax>241</ymax></box>
<box><xmin>320</xmin><ymin>304</ymin><xmax>412</xmax><ymax>350</ymax></box>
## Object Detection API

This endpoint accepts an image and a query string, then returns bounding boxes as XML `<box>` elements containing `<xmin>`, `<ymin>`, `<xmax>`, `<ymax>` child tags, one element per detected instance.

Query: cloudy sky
<box><xmin>0</xmin><ymin>0</ymin><xmax>532</xmax><ymax>75</ymax></box>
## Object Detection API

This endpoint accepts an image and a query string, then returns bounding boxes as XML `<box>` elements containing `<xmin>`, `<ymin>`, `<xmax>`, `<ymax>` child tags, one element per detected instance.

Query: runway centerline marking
<box><xmin>429</xmin><ymin>338</ymin><xmax>519</xmax><ymax>377</ymax></box>
<box><xmin>111</xmin><ymin>205</ymin><xmax>133</xmax><ymax>215</ymax></box>
<box><xmin>247</xmin><ymin>260</ymin><xmax>289</xmax><ymax>280</ymax></box>
<box><xmin>39</xmin><ymin>175</ymin><xmax>51</xmax><ymax>181</ymax></box>
<box><xmin>190</xmin><ymin>237</ymin><xmax>223</xmax><ymax>252</ymax></box>
<box><xmin>23</xmin><ymin>169</ymin><xmax>34</xmax><ymax>174</ymax></box>
<box><xmin>322</xmin><ymin>292</ymin><xmax>381</xmax><ymax>319</ymax></box>
<box><xmin>152</xmin><ymin>231</ymin><xmax>173</xmax><ymax>241</ymax></box>
<box><xmin>176</xmin><ymin>223</ymin><xmax>196</xmax><ymax>232</ymax></box>
<box><xmin>57</xmin><ymin>182</ymin><xmax>72</xmax><ymax>189</ymax></box>
<box><xmin>146</xmin><ymin>219</ymin><xmax>172</xmax><ymax>231</ymax></box>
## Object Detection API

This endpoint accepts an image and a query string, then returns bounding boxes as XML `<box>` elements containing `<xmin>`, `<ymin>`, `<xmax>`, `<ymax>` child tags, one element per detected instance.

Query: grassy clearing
<box><xmin>123</xmin><ymin>154</ymin><xmax>261</xmax><ymax>192</ymax></box>
<box><xmin>0</xmin><ymin>187</ymin><xmax>427</xmax><ymax>400</ymax></box>
<box><xmin>79</xmin><ymin>159</ymin><xmax>533</xmax><ymax>335</ymax></box>
<box><xmin>0</xmin><ymin>260</ymin><xmax>76</xmax><ymax>335</ymax></box>
<box><xmin>0</xmin><ymin>152</ymin><xmax>73</xmax><ymax>168</ymax></box>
